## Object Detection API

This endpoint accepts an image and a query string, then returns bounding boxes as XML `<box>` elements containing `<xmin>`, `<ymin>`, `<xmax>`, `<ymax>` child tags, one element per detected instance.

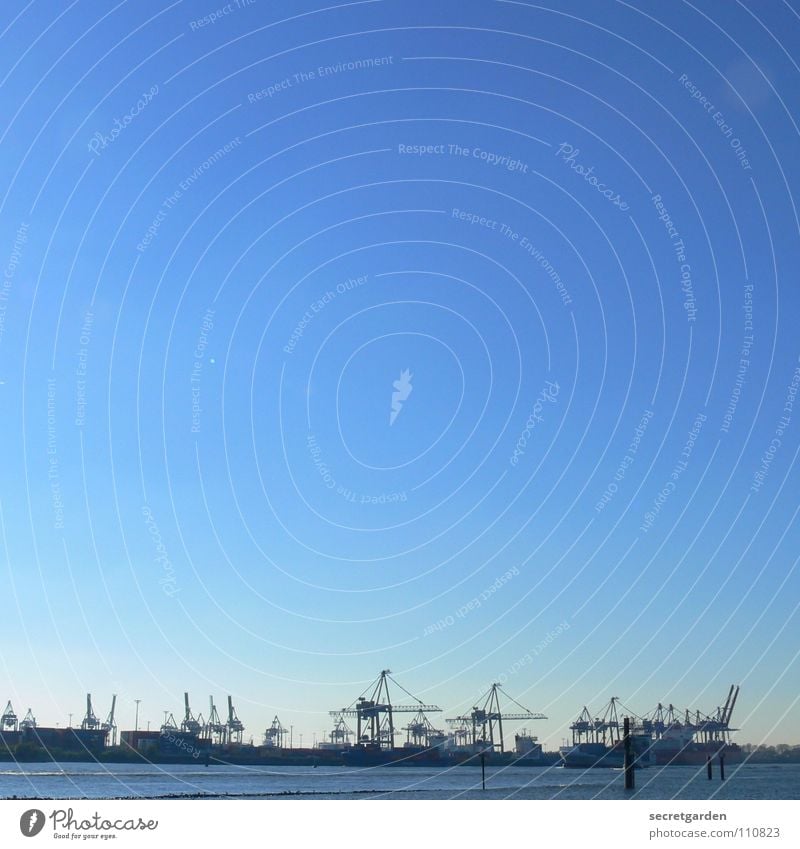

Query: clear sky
<box><xmin>0</xmin><ymin>0</ymin><xmax>798</xmax><ymax>748</ymax></box>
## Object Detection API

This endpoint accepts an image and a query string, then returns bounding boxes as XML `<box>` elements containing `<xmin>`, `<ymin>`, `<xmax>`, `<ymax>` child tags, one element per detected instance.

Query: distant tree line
<box><xmin>740</xmin><ymin>744</ymin><xmax>800</xmax><ymax>763</ymax></box>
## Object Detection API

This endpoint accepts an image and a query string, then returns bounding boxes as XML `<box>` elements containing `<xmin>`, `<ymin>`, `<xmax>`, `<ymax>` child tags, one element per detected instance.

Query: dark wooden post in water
<box><xmin>480</xmin><ymin>752</ymin><xmax>486</xmax><ymax>791</ymax></box>
<box><xmin>706</xmin><ymin>755</ymin><xmax>713</xmax><ymax>780</ymax></box>
<box><xmin>623</xmin><ymin>717</ymin><xmax>635</xmax><ymax>789</ymax></box>
<box><xmin>719</xmin><ymin>755</ymin><xmax>725</xmax><ymax>781</ymax></box>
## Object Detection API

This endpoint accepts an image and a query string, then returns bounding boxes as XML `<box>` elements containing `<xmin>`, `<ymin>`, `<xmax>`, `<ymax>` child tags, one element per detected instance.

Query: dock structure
<box><xmin>0</xmin><ymin>683</ymin><xmax>743</xmax><ymax>769</ymax></box>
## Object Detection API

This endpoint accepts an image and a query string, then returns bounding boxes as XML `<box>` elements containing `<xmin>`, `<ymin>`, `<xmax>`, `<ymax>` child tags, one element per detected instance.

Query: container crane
<box><xmin>206</xmin><ymin>697</ymin><xmax>227</xmax><ymax>745</ymax></box>
<box><xmin>101</xmin><ymin>695</ymin><xmax>117</xmax><ymax>746</ymax></box>
<box><xmin>331</xmin><ymin>670</ymin><xmax>441</xmax><ymax>750</ymax></box>
<box><xmin>624</xmin><ymin>686</ymin><xmax>742</xmax><ymax>749</ymax></box>
<box><xmin>447</xmin><ymin>683</ymin><xmax>546</xmax><ymax>753</ymax></box>
<box><xmin>226</xmin><ymin>695</ymin><xmax>244</xmax><ymax>744</ymax></box>
<box><xmin>160</xmin><ymin>712</ymin><xmax>178</xmax><ymax>733</ymax></box>
<box><xmin>20</xmin><ymin>708</ymin><xmax>36</xmax><ymax>729</ymax></box>
<box><xmin>81</xmin><ymin>694</ymin><xmax>100</xmax><ymax>730</ymax></box>
<box><xmin>564</xmin><ymin>697</ymin><xmax>621</xmax><ymax>748</ymax></box>
<box><xmin>180</xmin><ymin>693</ymin><xmax>202</xmax><ymax>735</ymax></box>
<box><xmin>403</xmin><ymin>708</ymin><xmax>444</xmax><ymax>748</ymax></box>
<box><xmin>1</xmin><ymin>701</ymin><xmax>17</xmax><ymax>731</ymax></box>
<box><xmin>263</xmin><ymin>716</ymin><xmax>287</xmax><ymax>748</ymax></box>
<box><xmin>691</xmin><ymin>685</ymin><xmax>740</xmax><ymax>744</ymax></box>
<box><xmin>327</xmin><ymin>712</ymin><xmax>355</xmax><ymax>747</ymax></box>
<box><xmin>721</xmin><ymin>685</ymin><xmax>740</xmax><ymax>729</ymax></box>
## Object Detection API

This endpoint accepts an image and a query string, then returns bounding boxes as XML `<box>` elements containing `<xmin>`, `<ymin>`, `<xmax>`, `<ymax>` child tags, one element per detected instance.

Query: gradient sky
<box><xmin>1</xmin><ymin>0</ymin><xmax>799</xmax><ymax>748</ymax></box>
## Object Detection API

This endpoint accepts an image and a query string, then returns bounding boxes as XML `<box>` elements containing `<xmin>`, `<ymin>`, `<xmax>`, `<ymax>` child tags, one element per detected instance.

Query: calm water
<box><xmin>1</xmin><ymin>762</ymin><xmax>798</xmax><ymax>800</ymax></box>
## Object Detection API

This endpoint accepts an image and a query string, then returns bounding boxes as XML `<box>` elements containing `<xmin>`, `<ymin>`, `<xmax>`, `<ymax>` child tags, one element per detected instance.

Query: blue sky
<box><xmin>0</xmin><ymin>0</ymin><xmax>799</xmax><ymax>747</ymax></box>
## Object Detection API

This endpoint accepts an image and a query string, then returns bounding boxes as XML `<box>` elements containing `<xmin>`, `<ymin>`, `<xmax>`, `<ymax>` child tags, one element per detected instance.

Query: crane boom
<box><xmin>725</xmin><ymin>685</ymin><xmax>740</xmax><ymax>726</ymax></box>
<box><xmin>720</xmin><ymin>685</ymin><xmax>735</xmax><ymax>723</ymax></box>
<box><xmin>102</xmin><ymin>695</ymin><xmax>118</xmax><ymax>745</ymax></box>
<box><xmin>499</xmin><ymin>712</ymin><xmax>547</xmax><ymax>720</ymax></box>
<box><xmin>335</xmin><ymin>704</ymin><xmax>441</xmax><ymax>716</ymax></box>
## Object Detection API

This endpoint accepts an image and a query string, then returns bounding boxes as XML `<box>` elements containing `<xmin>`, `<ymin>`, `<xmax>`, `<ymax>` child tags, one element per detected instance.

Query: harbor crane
<box><xmin>616</xmin><ymin>685</ymin><xmax>741</xmax><ymax>749</ymax></box>
<box><xmin>403</xmin><ymin>708</ymin><xmax>444</xmax><ymax>748</ymax></box>
<box><xmin>263</xmin><ymin>716</ymin><xmax>287</xmax><ymax>748</ymax></box>
<box><xmin>447</xmin><ymin>683</ymin><xmax>546</xmax><ymax>753</ymax></box>
<box><xmin>161</xmin><ymin>711</ymin><xmax>178</xmax><ymax>732</ymax></box>
<box><xmin>638</xmin><ymin>686</ymin><xmax>740</xmax><ymax>743</ymax></box>
<box><xmin>226</xmin><ymin>696</ymin><xmax>244</xmax><ymax>744</ymax></box>
<box><xmin>645</xmin><ymin>702</ymin><xmax>683</xmax><ymax>738</ymax></box>
<box><xmin>1</xmin><ymin>701</ymin><xmax>18</xmax><ymax>731</ymax></box>
<box><xmin>331</xmin><ymin>670</ymin><xmax>441</xmax><ymax>749</ymax></box>
<box><xmin>206</xmin><ymin>697</ymin><xmax>227</xmax><ymax>745</ymax></box>
<box><xmin>20</xmin><ymin>708</ymin><xmax>36</xmax><ymax>729</ymax></box>
<box><xmin>81</xmin><ymin>694</ymin><xmax>100</xmax><ymax>731</ymax></box>
<box><xmin>718</xmin><ymin>685</ymin><xmax>740</xmax><ymax>730</ymax></box>
<box><xmin>566</xmin><ymin>697</ymin><xmax>622</xmax><ymax>748</ymax></box>
<box><xmin>101</xmin><ymin>695</ymin><xmax>117</xmax><ymax>746</ymax></box>
<box><xmin>181</xmin><ymin>693</ymin><xmax>202</xmax><ymax>735</ymax></box>
<box><xmin>693</xmin><ymin>685</ymin><xmax>740</xmax><ymax>744</ymax></box>
<box><xmin>327</xmin><ymin>711</ymin><xmax>355</xmax><ymax>747</ymax></box>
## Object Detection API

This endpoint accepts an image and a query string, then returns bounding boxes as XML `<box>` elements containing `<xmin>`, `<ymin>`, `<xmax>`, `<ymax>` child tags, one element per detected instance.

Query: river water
<box><xmin>1</xmin><ymin>762</ymin><xmax>798</xmax><ymax>800</ymax></box>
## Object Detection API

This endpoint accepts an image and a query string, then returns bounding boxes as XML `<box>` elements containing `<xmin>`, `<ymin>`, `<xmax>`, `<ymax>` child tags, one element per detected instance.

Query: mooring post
<box><xmin>623</xmin><ymin>716</ymin><xmax>634</xmax><ymax>790</ymax></box>
<box><xmin>719</xmin><ymin>754</ymin><xmax>725</xmax><ymax>781</ymax></box>
<box><xmin>481</xmin><ymin>751</ymin><xmax>486</xmax><ymax>791</ymax></box>
<box><xmin>707</xmin><ymin>755</ymin><xmax>713</xmax><ymax>780</ymax></box>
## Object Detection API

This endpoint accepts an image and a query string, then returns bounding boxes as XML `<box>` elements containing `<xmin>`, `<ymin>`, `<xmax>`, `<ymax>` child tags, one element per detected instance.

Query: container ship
<box><xmin>559</xmin><ymin>699</ymin><xmax>653</xmax><ymax>768</ymax></box>
<box><xmin>645</xmin><ymin>686</ymin><xmax>743</xmax><ymax>766</ymax></box>
<box><xmin>559</xmin><ymin>687</ymin><xmax>742</xmax><ymax>768</ymax></box>
<box><xmin>1</xmin><ymin>696</ymin><xmax>112</xmax><ymax>760</ymax></box>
